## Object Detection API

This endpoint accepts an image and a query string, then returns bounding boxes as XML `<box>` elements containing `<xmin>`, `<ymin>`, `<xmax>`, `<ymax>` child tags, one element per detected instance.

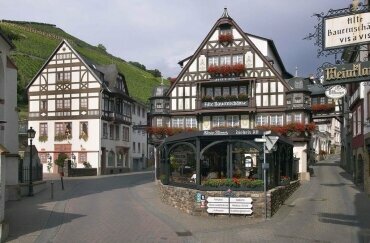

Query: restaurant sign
<box><xmin>324</xmin><ymin>12</ymin><xmax>370</xmax><ymax>50</ymax></box>
<box><xmin>323</xmin><ymin>61</ymin><xmax>370</xmax><ymax>86</ymax></box>
<box><xmin>325</xmin><ymin>85</ymin><xmax>347</xmax><ymax>99</ymax></box>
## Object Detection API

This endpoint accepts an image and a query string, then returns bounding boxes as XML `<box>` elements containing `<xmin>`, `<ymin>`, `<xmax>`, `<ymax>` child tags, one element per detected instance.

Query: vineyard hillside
<box><xmin>0</xmin><ymin>20</ymin><xmax>166</xmax><ymax>112</ymax></box>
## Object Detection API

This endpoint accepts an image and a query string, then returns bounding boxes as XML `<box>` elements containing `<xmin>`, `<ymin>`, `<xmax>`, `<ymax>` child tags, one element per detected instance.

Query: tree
<box><xmin>97</xmin><ymin>43</ymin><xmax>107</xmax><ymax>52</ymax></box>
<box><xmin>55</xmin><ymin>153</ymin><xmax>68</xmax><ymax>168</ymax></box>
<box><xmin>148</xmin><ymin>69</ymin><xmax>162</xmax><ymax>78</ymax></box>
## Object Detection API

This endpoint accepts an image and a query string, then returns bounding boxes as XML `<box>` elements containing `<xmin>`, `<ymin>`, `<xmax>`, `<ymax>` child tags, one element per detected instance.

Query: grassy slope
<box><xmin>0</xmin><ymin>21</ymin><xmax>165</xmax><ymax>107</ymax></box>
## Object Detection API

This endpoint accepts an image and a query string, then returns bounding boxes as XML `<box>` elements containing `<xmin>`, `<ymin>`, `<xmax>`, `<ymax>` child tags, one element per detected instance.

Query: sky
<box><xmin>0</xmin><ymin>0</ymin><xmax>353</xmax><ymax>78</ymax></box>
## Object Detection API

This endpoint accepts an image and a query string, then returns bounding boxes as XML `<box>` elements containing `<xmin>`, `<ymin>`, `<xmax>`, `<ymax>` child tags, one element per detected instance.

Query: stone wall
<box><xmin>268</xmin><ymin>180</ymin><xmax>300</xmax><ymax>217</ymax></box>
<box><xmin>158</xmin><ymin>181</ymin><xmax>300</xmax><ymax>218</ymax></box>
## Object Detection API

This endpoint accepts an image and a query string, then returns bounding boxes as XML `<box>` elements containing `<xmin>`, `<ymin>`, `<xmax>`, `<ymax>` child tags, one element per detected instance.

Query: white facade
<box><xmin>131</xmin><ymin>101</ymin><xmax>148</xmax><ymax>170</ymax></box>
<box><xmin>0</xmin><ymin>33</ymin><xmax>18</xmax><ymax>240</ymax></box>
<box><xmin>28</xmin><ymin>40</ymin><xmax>132</xmax><ymax>175</ymax></box>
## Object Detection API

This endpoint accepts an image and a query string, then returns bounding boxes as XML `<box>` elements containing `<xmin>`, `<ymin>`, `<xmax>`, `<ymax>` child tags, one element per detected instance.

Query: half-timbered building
<box><xmin>27</xmin><ymin>40</ymin><xmax>132</xmax><ymax>175</ymax></box>
<box><xmin>149</xmin><ymin>9</ymin><xmax>313</xmax><ymax>181</ymax></box>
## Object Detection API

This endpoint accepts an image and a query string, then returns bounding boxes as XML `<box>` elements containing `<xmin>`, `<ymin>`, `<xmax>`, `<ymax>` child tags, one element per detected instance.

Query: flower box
<box><xmin>311</xmin><ymin>103</ymin><xmax>335</xmax><ymax>113</ymax></box>
<box><xmin>207</xmin><ymin>64</ymin><xmax>245</xmax><ymax>77</ymax></box>
<box><xmin>218</xmin><ymin>33</ymin><xmax>233</xmax><ymax>43</ymax></box>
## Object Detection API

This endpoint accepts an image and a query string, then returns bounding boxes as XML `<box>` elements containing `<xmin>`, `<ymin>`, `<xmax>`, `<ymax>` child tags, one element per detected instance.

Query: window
<box><xmin>55</xmin><ymin>122</ymin><xmax>72</xmax><ymax>138</ymax></box>
<box><xmin>56</xmin><ymin>72</ymin><xmax>71</xmax><ymax>82</ymax></box>
<box><xmin>56</xmin><ymin>53</ymin><xmax>72</xmax><ymax>59</ymax></box>
<box><xmin>40</xmin><ymin>100</ymin><xmax>47</xmax><ymax>111</ymax></box>
<box><xmin>109</xmin><ymin>124</ymin><xmax>114</xmax><ymax>140</ymax></box>
<box><xmin>103</xmin><ymin>123</ymin><xmax>108</xmax><ymax>139</ymax></box>
<box><xmin>232</xmin><ymin>54</ymin><xmax>243</xmax><ymax>64</ymax></box>
<box><xmin>208</xmin><ymin>56</ymin><xmax>218</xmax><ymax>66</ymax></box>
<box><xmin>156</xmin><ymin>102</ymin><xmax>163</xmax><ymax>109</ymax></box>
<box><xmin>138</xmin><ymin>143</ymin><xmax>141</xmax><ymax>154</ymax></box>
<box><xmin>312</xmin><ymin>97</ymin><xmax>318</xmax><ymax>104</ymax></box>
<box><xmin>214</xmin><ymin>87</ymin><xmax>221</xmax><ymax>97</ymax></box>
<box><xmin>220</xmin><ymin>56</ymin><xmax>231</xmax><ymax>65</ymax></box>
<box><xmin>239</xmin><ymin>86</ymin><xmax>247</xmax><ymax>95</ymax></box>
<box><xmin>133</xmin><ymin>142</ymin><xmax>136</xmax><ymax>153</ymax></box>
<box><xmin>286</xmin><ymin>115</ymin><xmax>292</xmax><ymax>124</ymax></box>
<box><xmin>270</xmin><ymin>115</ymin><xmax>283</xmax><ymax>126</ymax></box>
<box><xmin>132</xmin><ymin>104</ymin><xmax>136</xmax><ymax>115</ymax></box>
<box><xmin>206</xmin><ymin>88</ymin><xmax>213</xmax><ymax>96</ymax></box>
<box><xmin>231</xmin><ymin>86</ymin><xmax>238</xmax><ymax>96</ymax></box>
<box><xmin>212</xmin><ymin>116</ymin><xmax>225</xmax><ymax>127</ymax></box>
<box><xmin>56</xmin><ymin>99</ymin><xmax>70</xmax><ymax>110</ymax></box>
<box><xmin>172</xmin><ymin>117</ymin><xmax>184</xmax><ymax>128</ymax></box>
<box><xmin>320</xmin><ymin>97</ymin><xmax>325</xmax><ymax>104</ymax></box>
<box><xmin>223</xmin><ymin>87</ymin><xmax>230</xmax><ymax>96</ymax></box>
<box><xmin>80</xmin><ymin>122</ymin><xmax>88</xmax><ymax>138</ymax></box>
<box><xmin>122</xmin><ymin>126</ymin><xmax>129</xmax><ymax>141</ymax></box>
<box><xmin>40</xmin><ymin>123</ymin><xmax>48</xmax><ymax>136</ymax></box>
<box><xmin>115</xmin><ymin>125</ymin><xmax>120</xmax><ymax>140</ymax></box>
<box><xmin>294</xmin><ymin>114</ymin><xmax>302</xmax><ymax>123</ymax></box>
<box><xmin>142</xmin><ymin>108</ymin><xmax>145</xmax><ymax>117</ymax></box>
<box><xmin>80</xmin><ymin>98</ymin><xmax>88</xmax><ymax>109</ymax></box>
<box><xmin>157</xmin><ymin>117</ymin><xmax>163</xmax><ymax>127</ymax></box>
<box><xmin>227</xmin><ymin>115</ymin><xmax>239</xmax><ymax>127</ymax></box>
<box><xmin>256</xmin><ymin>115</ymin><xmax>268</xmax><ymax>126</ymax></box>
<box><xmin>185</xmin><ymin>117</ymin><xmax>197</xmax><ymax>128</ymax></box>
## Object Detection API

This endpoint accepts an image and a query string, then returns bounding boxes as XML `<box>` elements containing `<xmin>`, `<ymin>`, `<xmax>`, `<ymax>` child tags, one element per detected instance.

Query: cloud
<box><xmin>0</xmin><ymin>0</ymin><xmax>352</xmax><ymax>78</ymax></box>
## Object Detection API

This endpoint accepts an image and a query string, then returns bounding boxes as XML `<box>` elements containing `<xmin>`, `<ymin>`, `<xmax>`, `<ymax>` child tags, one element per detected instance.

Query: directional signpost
<box><xmin>206</xmin><ymin>196</ymin><xmax>253</xmax><ymax>216</ymax></box>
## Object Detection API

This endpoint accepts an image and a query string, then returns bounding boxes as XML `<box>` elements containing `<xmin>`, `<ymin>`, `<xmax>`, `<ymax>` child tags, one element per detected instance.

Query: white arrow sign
<box><xmin>230</xmin><ymin>197</ymin><xmax>253</xmax><ymax>203</ymax></box>
<box><xmin>230</xmin><ymin>203</ymin><xmax>253</xmax><ymax>209</ymax></box>
<box><xmin>207</xmin><ymin>197</ymin><xmax>229</xmax><ymax>203</ymax></box>
<box><xmin>207</xmin><ymin>203</ymin><xmax>229</xmax><ymax>208</ymax></box>
<box><xmin>266</xmin><ymin>136</ymin><xmax>279</xmax><ymax>151</ymax></box>
<box><xmin>207</xmin><ymin>208</ymin><xmax>229</xmax><ymax>214</ymax></box>
<box><xmin>230</xmin><ymin>209</ymin><xmax>253</xmax><ymax>214</ymax></box>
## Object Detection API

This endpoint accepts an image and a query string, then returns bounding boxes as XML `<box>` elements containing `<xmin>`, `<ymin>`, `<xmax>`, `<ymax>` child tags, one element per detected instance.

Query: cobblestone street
<box><xmin>5</xmin><ymin>155</ymin><xmax>370</xmax><ymax>243</ymax></box>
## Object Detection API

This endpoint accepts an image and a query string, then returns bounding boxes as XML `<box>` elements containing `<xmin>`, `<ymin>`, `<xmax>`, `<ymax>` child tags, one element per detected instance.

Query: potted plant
<box><xmin>39</xmin><ymin>134</ymin><xmax>48</xmax><ymax>143</ymax></box>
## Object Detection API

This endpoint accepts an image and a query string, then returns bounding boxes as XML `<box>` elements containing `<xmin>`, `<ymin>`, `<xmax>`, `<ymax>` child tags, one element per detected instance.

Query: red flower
<box><xmin>218</xmin><ymin>33</ymin><xmax>233</xmax><ymax>43</ymax></box>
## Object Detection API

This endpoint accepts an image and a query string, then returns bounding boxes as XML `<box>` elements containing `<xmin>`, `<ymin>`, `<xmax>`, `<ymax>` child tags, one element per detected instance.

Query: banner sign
<box><xmin>324</xmin><ymin>12</ymin><xmax>370</xmax><ymax>50</ymax></box>
<box><xmin>323</xmin><ymin>61</ymin><xmax>370</xmax><ymax>86</ymax></box>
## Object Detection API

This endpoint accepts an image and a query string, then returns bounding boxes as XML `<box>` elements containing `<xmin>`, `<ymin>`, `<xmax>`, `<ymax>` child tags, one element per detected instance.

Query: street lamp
<box><xmin>254</xmin><ymin>130</ymin><xmax>271</xmax><ymax>219</ymax></box>
<box><xmin>27</xmin><ymin>126</ymin><xmax>36</xmax><ymax>196</ymax></box>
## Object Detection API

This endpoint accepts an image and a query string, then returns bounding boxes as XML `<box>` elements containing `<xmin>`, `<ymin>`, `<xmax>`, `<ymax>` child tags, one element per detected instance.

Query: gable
<box><xmin>169</xmin><ymin>15</ymin><xmax>291</xmax><ymax>93</ymax></box>
<box><xmin>27</xmin><ymin>40</ymin><xmax>102</xmax><ymax>93</ymax></box>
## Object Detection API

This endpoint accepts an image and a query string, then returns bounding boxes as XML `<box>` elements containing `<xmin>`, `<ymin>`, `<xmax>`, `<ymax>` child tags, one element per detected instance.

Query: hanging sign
<box><xmin>323</xmin><ymin>61</ymin><xmax>370</xmax><ymax>86</ymax></box>
<box><xmin>325</xmin><ymin>85</ymin><xmax>347</xmax><ymax>99</ymax></box>
<box><xmin>324</xmin><ymin>12</ymin><xmax>370</xmax><ymax>50</ymax></box>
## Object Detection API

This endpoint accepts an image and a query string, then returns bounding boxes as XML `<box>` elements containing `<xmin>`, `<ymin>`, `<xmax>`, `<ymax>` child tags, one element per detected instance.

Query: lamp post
<box><xmin>27</xmin><ymin>126</ymin><xmax>36</xmax><ymax>197</ymax></box>
<box><xmin>254</xmin><ymin>130</ymin><xmax>271</xmax><ymax>219</ymax></box>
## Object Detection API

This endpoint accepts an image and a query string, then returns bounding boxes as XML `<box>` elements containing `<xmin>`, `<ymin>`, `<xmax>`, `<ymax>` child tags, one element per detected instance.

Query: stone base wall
<box><xmin>159</xmin><ymin>181</ymin><xmax>300</xmax><ymax>218</ymax></box>
<box><xmin>268</xmin><ymin>180</ymin><xmax>300</xmax><ymax>217</ymax></box>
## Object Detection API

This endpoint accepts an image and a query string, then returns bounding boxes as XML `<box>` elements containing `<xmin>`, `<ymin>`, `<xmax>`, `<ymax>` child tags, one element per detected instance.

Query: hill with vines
<box><xmin>0</xmin><ymin>20</ymin><xmax>167</xmax><ymax>116</ymax></box>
